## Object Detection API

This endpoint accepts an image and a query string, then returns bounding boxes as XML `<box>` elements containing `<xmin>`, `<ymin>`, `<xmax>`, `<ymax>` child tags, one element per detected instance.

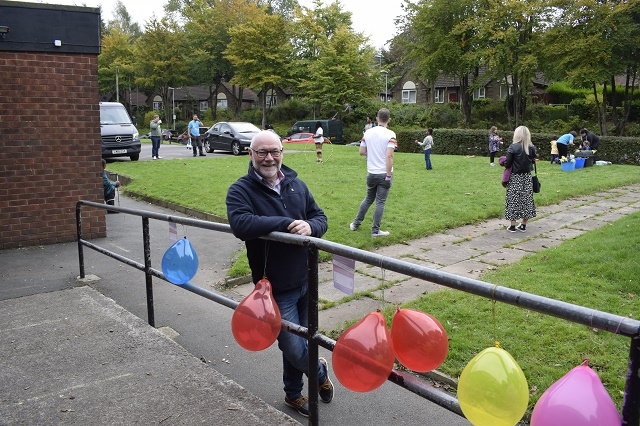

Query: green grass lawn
<box><xmin>107</xmin><ymin>145</ymin><xmax>640</xmax><ymax>413</ymax></box>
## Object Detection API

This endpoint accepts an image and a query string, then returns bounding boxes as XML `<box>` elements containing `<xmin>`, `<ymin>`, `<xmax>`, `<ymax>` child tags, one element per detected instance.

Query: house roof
<box><xmin>173</xmin><ymin>84</ymin><xmax>257</xmax><ymax>103</ymax></box>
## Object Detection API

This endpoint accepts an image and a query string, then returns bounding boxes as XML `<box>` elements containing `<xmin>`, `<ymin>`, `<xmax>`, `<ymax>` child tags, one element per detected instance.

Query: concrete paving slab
<box><xmin>596</xmin><ymin>211</ymin><xmax>628</xmax><ymax>223</ymax></box>
<box><xmin>319</xmin><ymin>297</ymin><xmax>381</xmax><ymax>333</ymax></box>
<box><xmin>417</xmin><ymin>245</ymin><xmax>482</xmax><ymax>267</ymax></box>
<box><xmin>474</xmin><ymin>247</ymin><xmax>530</xmax><ymax>266</ymax></box>
<box><xmin>569</xmin><ymin>218</ymin><xmax>610</xmax><ymax>231</ymax></box>
<box><xmin>412</xmin><ymin>233</ymin><xmax>461</xmax><ymax>249</ymax></box>
<box><xmin>545</xmin><ymin>227</ymin><xmax>586</xmax><ymax>241</ymax></box>
<box><xmin>440</xmin><ymin>260</ymin><xmax>493</xmax><ymax>279</ymax></box>
<box><xmin>512</xmin><ymin>236</ymin><xmax>564</xmax><ymax>252</ymax></box>
<box><xmin>381</xmin><ymin>278</ymin><xmax>447</xmax><ymax>305</ymax></box>
<box><xmin>0</xmin><ymin>286</ymin><xmax>299</xmax><ymax>426</ymax></box>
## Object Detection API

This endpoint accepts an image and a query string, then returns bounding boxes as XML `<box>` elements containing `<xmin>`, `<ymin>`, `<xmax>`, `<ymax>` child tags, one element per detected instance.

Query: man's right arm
<box><xmin>385</xmin><ymin>147</ymin><xmax>394</xmax><ymax>178</ymax></box>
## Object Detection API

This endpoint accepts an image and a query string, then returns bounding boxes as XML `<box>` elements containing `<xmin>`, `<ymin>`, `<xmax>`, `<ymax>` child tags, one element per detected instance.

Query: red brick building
<box><xmin>0</xmin><ymin>1</ymin><xmax>105</xmax><ymax>249</ymax></box>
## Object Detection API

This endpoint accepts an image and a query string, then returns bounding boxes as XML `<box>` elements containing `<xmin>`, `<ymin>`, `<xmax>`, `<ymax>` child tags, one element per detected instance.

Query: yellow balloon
<box><xmin>458</xmin><ymin>347</ymin><xmax>529</xmax><ymax>426</ymax></box>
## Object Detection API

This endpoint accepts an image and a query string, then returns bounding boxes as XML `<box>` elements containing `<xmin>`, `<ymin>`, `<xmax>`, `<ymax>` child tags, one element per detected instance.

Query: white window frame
<box><xmin>434</xmin><ymin>88</ymin><xmax>444</xmax><ymax>103</ymax></box>
<box><xmin>217</xmin><ymin>93</ymin><xmax>228</xmax><ymax>109</ymax></box>
<box><xmin>401</xmin><ymin>81</ymin><xmax>417</xmax><ymax>104</ymax></box>
<box><xmin>266</xmin><ymin>89</ymin><xmax>277</xmax><ymax>107</ymax></box>
<box><xmin>199</xmin><ymin>101</ymin><xmax>208</xmax><ymax>112</ymax></box>
<box><xmin>153</xmin><ymin>101</ymin><xmax>162</xmax><ymax>111</ymax></box>
<box><xmin>500</xmin><ymin>85</ymin><xmax>513</xmax><ymax>99</ymax></box>
<box><xmin>473</xmin><ymin>87</ymin><xmax>486</xmax><ymax>99</ymax></box>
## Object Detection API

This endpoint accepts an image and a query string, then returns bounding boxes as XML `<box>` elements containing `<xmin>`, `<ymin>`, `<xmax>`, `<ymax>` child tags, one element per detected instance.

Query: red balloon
<box><xmin>231</xmin><ymin>277</ymin><xmax>281</xmax><ymax>351</ymax></box>
<box><xmin>391</xmin><ymin>308</ymin><xmax>448</xmax><ymax>372</ymax></box>
<box><xmin>332</xmin><ymin>311</ymin><xmax>395</xmax><ymax>392</ymax></box>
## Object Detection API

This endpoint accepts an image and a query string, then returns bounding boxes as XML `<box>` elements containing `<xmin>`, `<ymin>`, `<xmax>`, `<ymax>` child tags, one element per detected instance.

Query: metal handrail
<box><xmin>76</xmin><ymin>200</ymin><xmax>640</xmax><ymax>425</ymax></box>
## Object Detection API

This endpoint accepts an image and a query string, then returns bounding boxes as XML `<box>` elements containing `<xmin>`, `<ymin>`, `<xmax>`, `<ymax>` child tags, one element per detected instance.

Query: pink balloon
<box><xmin>332</xmin><ymin>311</ymin><xmax>395</xmax><ymax>392</ymax></box>
<box><xmin>531</xmin><ymin>360</ymin><xmax>621</xmax><ymax>426</ymax></box>
<box><xmin>231</xmin><ymin>278</ymin><xmax>281</xmax><ymax>351</ymax></box>
<box><xmin>391</xmin><ymin>308</ymin><xmax>448</xmax><ymax>372</ymax></box>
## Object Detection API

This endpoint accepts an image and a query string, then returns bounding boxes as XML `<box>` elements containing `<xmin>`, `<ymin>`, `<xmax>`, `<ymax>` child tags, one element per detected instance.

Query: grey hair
<box><xmin>377</xmin><ymin>108</ymin><xmax>390</xmax><ymax>123</ymax></box>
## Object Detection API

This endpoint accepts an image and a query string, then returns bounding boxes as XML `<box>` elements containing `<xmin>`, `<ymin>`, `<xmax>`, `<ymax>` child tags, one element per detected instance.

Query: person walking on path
<box><xmin>504</xmin><ymin>125</ymin><xmax>537</xmax><ymax>233</ymax></box>
<box><xmin>415</xmin><ymin>128</ymin><xmax>434</xmax><ymax>170</ymax></box>
<box><xmin>350</xmin><ymin>108</ymin><xmax>397</xmax><ymax>237</ymax></box>
<box><xmin>225</xmin><ymin>130</ymin><xmax>334</xmax><ymax>418</ymax></box>
<box><xmin>488</xmin><ymin>126</ymin><xmax>503</xmax><ymax>166</ymax></box>
<box><xmin>188</xmin><ymin>114</ymin><xmax>206</xmax><ymax>157</ymax></box>
<box><xmin>556</xmin><ymin>131</ymin><xmax>577</xmax><ymax>159</ymax></box>
<box><xmin>149</xmin><ymin>114</ymin><xmax>162</xmax><ymax>160</ymax></box>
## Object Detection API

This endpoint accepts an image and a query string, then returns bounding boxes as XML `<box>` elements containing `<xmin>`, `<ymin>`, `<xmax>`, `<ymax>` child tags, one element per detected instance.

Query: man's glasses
<box><xmin>252</xmin><ymin>148</ymin><xmax>282</xmax><ymax>158</ymax></box>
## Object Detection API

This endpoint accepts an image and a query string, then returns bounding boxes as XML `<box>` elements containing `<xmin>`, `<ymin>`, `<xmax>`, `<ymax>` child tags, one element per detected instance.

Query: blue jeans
<box><xmin>273</xmin><ymin>282</ymin><xmax>327</xmax><ymax>399</ymax></box>
<box><xmin>424</xmin><ymin>148</ymin><xmax>432</xmax><ymax>169</ymax></box>
<box><xmin>151</xmin><ymin>136</ymin><xmax>161</xmax><ymax>157</ymax></box>
<box><xmin>352</xmin><ymin>173</ymin><xmax>392</xmax><ymax>234</ymax></box>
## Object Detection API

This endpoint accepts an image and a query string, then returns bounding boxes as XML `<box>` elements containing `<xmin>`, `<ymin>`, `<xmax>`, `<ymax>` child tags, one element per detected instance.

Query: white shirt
<box><xmin>361</xmin><ymin>125</ymin><xmax>396</xmax><ymax>174</ymax></box>
<box><xmin>313</xmin><ymin>126</ymin><xmax>324</xmax><ymax>144</ymax></box>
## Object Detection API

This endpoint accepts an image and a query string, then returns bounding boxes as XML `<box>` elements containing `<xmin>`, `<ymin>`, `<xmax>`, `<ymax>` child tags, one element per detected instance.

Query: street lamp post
<box><xmin>380</xmin><ymin>70</ymin><xmax>388</xmax><ymax>103</ymax></box>
<box><xmin>168</xmin><ymin>87</ymin><xmax>180</xmax><ymax>130</ymax></box>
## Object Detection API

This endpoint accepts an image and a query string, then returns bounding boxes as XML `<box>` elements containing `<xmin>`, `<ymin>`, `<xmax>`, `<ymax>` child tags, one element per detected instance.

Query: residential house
<box><xmin>389</xmin><ymin>70</ymin><xmax>550</xmax><ymax>106</ymax></box>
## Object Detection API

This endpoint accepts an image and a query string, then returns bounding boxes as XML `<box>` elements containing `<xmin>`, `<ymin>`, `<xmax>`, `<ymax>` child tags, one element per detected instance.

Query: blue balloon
<box><xmin>161</xmin><ymin>237</ymin><xmax>199</xmax><ymax>285</ymax></box>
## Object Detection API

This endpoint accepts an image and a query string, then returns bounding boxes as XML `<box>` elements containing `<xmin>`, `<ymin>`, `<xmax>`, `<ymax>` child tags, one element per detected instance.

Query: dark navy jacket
<box><xmin>226</xmin><ymin>163</ymin><xmax>328</xmax><ymax>295</ymax></box>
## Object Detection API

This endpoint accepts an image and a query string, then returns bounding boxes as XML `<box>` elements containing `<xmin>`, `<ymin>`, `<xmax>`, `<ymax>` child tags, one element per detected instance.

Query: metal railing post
<box><xmin>76</xmin><ymin>202</ymin><xmax>85</xmax><ymax>279</ymax></box>
<box><xmin>142</xmin><ymin>217</ymin><xmax>155</xmax><ymax>327</ymax></box>
<box><xmin>307</xmin><ymin>246</ymin><xmax>319</xmax><ymax>426</ymax></box>
<box><xmin>623</xmin><ymin>334</ymin><xmax>640</xmax><ymax>425</ymax></box>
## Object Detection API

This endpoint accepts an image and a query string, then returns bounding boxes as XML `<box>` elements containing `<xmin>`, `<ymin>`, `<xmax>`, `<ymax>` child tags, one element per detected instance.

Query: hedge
<box><xmin>397</xmin><ymin>129</ymin><xmax>640</xmax><ymax>165</ymax></box>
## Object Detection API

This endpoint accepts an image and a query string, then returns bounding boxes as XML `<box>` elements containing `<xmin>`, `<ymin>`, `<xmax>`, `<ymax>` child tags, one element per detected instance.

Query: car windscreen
<box><xmin>100</xmin><ymin>107</ymin><xmax>132</xmax><ymax>125</ymax></box>
<box><xmin>231</xmin><ymin>122</ymin><xmax>260</xmax><ymax>133</ymax></box>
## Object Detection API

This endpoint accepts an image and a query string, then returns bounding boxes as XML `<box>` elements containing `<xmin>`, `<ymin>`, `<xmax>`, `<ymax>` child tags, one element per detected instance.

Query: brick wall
<box><xmin>0</xmin><ymin>52</ymin><xmax>106</xmax><ymax>249</ymax></box>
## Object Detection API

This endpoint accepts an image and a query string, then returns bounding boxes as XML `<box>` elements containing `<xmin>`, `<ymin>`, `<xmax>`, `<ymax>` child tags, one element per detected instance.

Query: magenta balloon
<box><xmin>531</xmin><ymin>364</ymin><xmax>621</xmax><ymax>426</ymax></box>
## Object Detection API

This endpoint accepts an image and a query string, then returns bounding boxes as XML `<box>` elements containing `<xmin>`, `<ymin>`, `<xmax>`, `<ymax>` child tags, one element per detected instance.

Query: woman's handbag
<box><xmin>532</xmin><ymin>162</ymin><xmax>541</xmax><ymax>193</ymax></box>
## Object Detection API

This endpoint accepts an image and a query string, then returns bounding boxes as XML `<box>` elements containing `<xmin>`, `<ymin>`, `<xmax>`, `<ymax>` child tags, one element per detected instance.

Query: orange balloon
<box><xmin>332</xmin><ymin>311</ymin><xmax>395</xmax><ymax>392</ymax></box>
<box><xmin>231</xmin><ymin>277</ymin><xmax>281</xmax><ymax>351</ymax></box>
<box><xmin>391</xmin><ymin>308</ymin><xmax>448</xmax><ymax>372</ymax></box>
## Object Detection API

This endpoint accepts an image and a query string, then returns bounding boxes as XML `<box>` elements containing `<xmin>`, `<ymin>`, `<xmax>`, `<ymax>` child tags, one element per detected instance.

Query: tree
<box><xmin>105</xmin><ymin>0</ymin><xmax>142</xmax><ymax>38</ymax></box>
<box><xmin>406</xmin><ymin>0</ymin><xmax>484</xmax><ymax>126</ymax></box>
<box><xmin>476</xmin><ymin>0</ymin><xmax>547</xmax><ymax>128</ymax></box>
<box><xmin>290</xmin><ymin>1</ymin><xmax>376</xmax><ymax>117</ymax></box>
<box><xmin>133</xmin><ymin>19</ymin><xmax>190</xmax><ymax>123</ymax></box>
<box><xmin>299</xmin><ymin>26</ymin><xmax>376</xmax><ymax>117</ymax></box>
<box><xmin>224</xmin><ymin>12</ymin><xmax>295</xmax><ymax>126</ymax></box>
<box><xmin>98</xmin><ymin>28</ymin><xmax>135</xmax><ymax>111</ymax></box>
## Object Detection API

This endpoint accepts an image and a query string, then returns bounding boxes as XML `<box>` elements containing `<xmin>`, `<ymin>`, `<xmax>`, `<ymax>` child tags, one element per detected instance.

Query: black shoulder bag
<box><xmin>532</xmin><ymin>161</ymin><xmax>541</xmax><ymax>193</ymax></box>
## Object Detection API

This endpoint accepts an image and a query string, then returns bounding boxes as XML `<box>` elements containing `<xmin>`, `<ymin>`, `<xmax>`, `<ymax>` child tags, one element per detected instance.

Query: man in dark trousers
<box><xmin>225</xmin><ymin>130</ymin><xmax>334</xmax><ymax>418</ymax></box>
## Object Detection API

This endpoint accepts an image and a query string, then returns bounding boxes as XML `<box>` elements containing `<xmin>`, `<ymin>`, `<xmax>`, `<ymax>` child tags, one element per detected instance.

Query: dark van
<box><xmin>285</xmin><ymin>119</ymin><xmax>343</xmax><ymax>143</ymax></box>
<box><xmin>100</xmin><ymin>102</ymin><xmax>141</xmax><ymax>161</ymax></box>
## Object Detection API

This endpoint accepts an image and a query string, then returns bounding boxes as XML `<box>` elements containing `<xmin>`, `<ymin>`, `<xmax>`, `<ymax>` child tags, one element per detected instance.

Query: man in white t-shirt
<box><xmin>350</xmin><ymin>108</ymin><xmax>396</xmax><ymax>237</ymax></box>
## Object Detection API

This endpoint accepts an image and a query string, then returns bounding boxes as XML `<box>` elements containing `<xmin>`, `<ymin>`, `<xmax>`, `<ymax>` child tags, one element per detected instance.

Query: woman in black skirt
<box><xmin>504</xmin><ymin>126</ymin><xmax>537</xmax><ymax>232</ymax></box>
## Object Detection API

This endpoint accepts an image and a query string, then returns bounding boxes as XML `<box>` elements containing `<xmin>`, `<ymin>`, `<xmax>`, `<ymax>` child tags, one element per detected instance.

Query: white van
<box><xmin>100</xmin><ymin>102</ymin><xmax>141</xmax><ymax>161</ymax></box>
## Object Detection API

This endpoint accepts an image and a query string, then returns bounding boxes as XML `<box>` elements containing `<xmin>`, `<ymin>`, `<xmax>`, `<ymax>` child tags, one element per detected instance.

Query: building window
<box><xmin>266</xmin><ymin>89</ymin><xmax>277</xmax><ymax>107</ymax></box>
<box><xmin>199</xmin><ymin>101</ymin><xmax>208</xmax><ymax>112</ymax></box>
<box><xmin>153</xmin><ymin>95</ymin><xmax>163</xmax><ymax>111</ymax></box>
<box><xmin>434</xmin><ymin>88</ymin><xmax>444</xmax><ymax>103</ymax></box>
<box><xmin>500</xmin><ymin>85</ymin><xmax>513</xmax><ymax>99</ymax></box>
<box><xmin>473</xmin><ymin>87</ymin><xmax>486</xmax><ymax>99</ymax></box>
<box><xmin>217</xmin><ymin>93</ymin><xmax>227</xmax><ymax>109</ymax></box>
<box><xmin>402</xmin><ymin>81</ymin><xmax>417</xmax><ymax>104</ymax></box>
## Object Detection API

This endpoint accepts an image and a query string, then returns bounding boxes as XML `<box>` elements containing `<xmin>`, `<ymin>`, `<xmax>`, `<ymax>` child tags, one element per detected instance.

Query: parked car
<box><xmin>284</xmin><ymin>119</ymin><xmax>343</xmax><ymax>143</ymax></box>
<box><xmin>204</xmin><ymin>122</ymin><xmax>260</xmax><ymax>155</ymax></box>
<box><xmin>162</xmin><ymin>129</ymin><xmax>178</xmax><ymax>141</ymax></box>
<box><xmin>176</xmin><ymin>127</ymin><xmax>209</xmax><ymax>145</ymax></box>
<box><xmin>283</xmin><ymin>132</ymin><xmax>315</xmax><ymax>144</ymax></box>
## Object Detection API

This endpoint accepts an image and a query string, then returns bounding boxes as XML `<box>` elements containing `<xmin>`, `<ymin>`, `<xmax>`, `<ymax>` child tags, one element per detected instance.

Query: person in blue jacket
<box><xmin>102</xmin><ymin>159</ymin><xmax>120</xmax><ymax>206</ymax></box>
<box><xmin>225</xmin><ymin>130</ymin><xmax>334</xmax><ymax>417</ymax></box>
<box><xmin>556</xmin><ymin>131</ymin><xmax>577</xmax><ymax>159</ymax></box>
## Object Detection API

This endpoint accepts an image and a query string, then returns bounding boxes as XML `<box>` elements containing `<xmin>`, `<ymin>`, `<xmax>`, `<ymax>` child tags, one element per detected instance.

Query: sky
<box><xmin>26</xmin><ymin>0</ymin><xmax>405</xmax><ymax>49</ymax></box>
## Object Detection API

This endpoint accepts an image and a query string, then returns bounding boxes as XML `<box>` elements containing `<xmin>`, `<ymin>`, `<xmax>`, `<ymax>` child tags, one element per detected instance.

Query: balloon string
<box><xmin>491</xmin><ymin>285</ymin><xmax>498</xmax><ymax>347</ymax></box>
<box><xmin>263</xmin><ymin>241</ymin><xmax>269</xmax><ymax>278</ymax></box>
